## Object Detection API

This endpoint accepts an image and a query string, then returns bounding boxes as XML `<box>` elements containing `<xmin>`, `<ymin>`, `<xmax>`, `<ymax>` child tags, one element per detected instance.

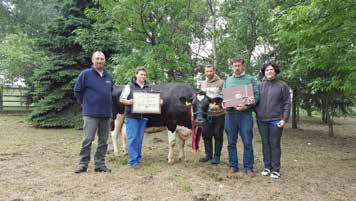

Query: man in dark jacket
<box><xmin>74</xmin><ymin>51</ymin><xmax>113</xmax><ymax>173</ymax></box>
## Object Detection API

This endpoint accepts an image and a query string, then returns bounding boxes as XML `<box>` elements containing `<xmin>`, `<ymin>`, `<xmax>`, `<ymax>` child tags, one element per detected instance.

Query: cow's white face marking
<box><xmin>197</xmin><ymin>94</ymin><xmax>205</xmax><ymax>101</ymax></box>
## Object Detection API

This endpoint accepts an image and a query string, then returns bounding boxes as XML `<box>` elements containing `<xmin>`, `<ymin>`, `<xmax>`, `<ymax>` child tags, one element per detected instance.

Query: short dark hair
<box><xmin>205</xmin><ymin>64</ymin><xmax>216</xmax><ymax>70</ymax></box>
<box><xmin>230</xmin><ymin>55</ymin><xmax>245</xmax><ymax>65</ymax></box>
<box><xmin>135</xmin><ymin>66</ymin><xmax>147</xmax><ymax>74</ymax></box>
<box><xmin>261</xmin><ymin>62</ymin><xmax>280</xmax><ymax>75</ymax></box>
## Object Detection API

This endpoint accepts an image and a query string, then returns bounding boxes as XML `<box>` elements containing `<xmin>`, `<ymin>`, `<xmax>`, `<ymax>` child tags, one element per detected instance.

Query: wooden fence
<box><xmin>0</xmin><ymin>87</ymin><xmax>32</xmax><ymax>112</ymax></box>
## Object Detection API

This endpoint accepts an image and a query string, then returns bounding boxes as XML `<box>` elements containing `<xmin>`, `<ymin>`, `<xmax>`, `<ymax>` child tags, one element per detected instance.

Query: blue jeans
<box><xmin>257</xmin><ymin>121</ymin><xmax>283</xmax><ymax>172</ymax></box>
<box><xmin>225</xmin><ymin>112</ymin><xmax>254</xmax><ymax>171</ymax></box>
<box><xmin>125</xmin><ymin>117</ymin><xmax>148</xmax><ymax>167</ymax></box>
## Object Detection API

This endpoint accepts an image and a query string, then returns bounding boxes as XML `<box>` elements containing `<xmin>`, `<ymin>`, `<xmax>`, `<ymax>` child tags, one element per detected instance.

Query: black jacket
<box><xmin>255</xmin><ymin>79</ymin><xmax>291</xmax><ymax>121</ymax></box>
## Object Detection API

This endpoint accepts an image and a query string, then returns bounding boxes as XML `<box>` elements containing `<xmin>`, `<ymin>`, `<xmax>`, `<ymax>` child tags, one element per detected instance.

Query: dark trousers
<box><xmin>78</xmin><ymin>116</ymin><xmax>110</xmax><ymax>169</ymax></box>
<box><xmin>257</xmin><ymin>121</ymin><xmax>283</xmax><ymax>172</ymax></box>
<box><xmin>202</xmin><ymin>115</ymin><xmax>225</xmax><ymax>159</ymax></box>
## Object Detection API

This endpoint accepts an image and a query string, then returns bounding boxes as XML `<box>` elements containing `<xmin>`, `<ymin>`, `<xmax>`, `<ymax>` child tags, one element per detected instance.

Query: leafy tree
<box><xmin>0</xmin><ymin>0</ymin><xmax>60</xmax><ymax>38</ymax></box>
<box><xmin>97</xmin><ymin>0</ymin><xmax>209</xmax><ymax>84</ymax></box>
<box><xmin>29</xmin><ymin>0</ymin><xmax>93</xmax><ymax>128</ymax></box>
<box><xmin>274</xmin><ymin>0</ymin><xmax>355</xmax><ymax>136</ymax></box>
<box><xmin>0</xmin><ymin>33</ymin><xmax>47</xmax><ymax>85</ymax></box>
<box><xmin>218</xmin><ymin>0</ymin><xmax>272</xmax><ymax>74</ymax></box>
<box><xmin>0</xmin><ymin>0</ymin><xmax>60</xmax><ymax>86</ymax></box>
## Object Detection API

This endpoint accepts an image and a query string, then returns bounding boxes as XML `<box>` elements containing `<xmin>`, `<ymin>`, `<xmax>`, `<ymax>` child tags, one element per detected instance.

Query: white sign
<box><xmin>132</xmin><ymin>91</ymin><xmax>161</xmax><ymax>114</ymax></box>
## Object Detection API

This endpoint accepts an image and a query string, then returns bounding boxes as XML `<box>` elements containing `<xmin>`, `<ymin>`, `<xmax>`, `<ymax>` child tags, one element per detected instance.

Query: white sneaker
<box><xmin>270</xmin><ymin>171</ymin><xmax>281</xmax><ymax>178</ymax></box>
<box><xmin>261</xmin><ymin>169</ymin><xmax>271</xmax><ymax>176</ymax></box>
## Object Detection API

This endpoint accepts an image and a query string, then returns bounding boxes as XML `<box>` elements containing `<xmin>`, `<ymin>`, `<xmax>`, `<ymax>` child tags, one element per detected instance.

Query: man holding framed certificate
<box><xmin>222</xmin><ymin>56</ymin><xmax>259</xmax><ymax>176</ymax></box>
<box><xmin>120</xmin><ymin>66</ymin><xmax>154</xmax><ymax>168</ymax></box>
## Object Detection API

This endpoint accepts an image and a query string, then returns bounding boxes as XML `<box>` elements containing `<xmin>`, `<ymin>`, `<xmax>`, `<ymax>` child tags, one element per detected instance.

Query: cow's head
<box><xmin>180</xmin><ymin>90</ymin><xmax>223</xmax><ymax>128</ymax></box>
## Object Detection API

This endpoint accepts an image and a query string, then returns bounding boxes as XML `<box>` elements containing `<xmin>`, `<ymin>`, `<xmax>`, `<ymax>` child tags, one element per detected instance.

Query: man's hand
<box><xmin>221</xmin><ymin>101</ymin><xmax>226</xmax><ymax>109</ymax></box>
<box><xmin>235</xmin><ymin>104</ymin><xmax>247</xmax><ymax>112</ymax></box>
<box><xmin>277</xmin><ymin>120</ymin><xmax>286</xmax><ymax>128</ymax></box>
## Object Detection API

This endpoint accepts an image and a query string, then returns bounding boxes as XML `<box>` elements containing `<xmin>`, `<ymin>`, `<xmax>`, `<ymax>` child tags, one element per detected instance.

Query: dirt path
<box><xmin>0</xmin><ymin>114</ymin><xmax>355</xmax><ymax>201</ymax></box>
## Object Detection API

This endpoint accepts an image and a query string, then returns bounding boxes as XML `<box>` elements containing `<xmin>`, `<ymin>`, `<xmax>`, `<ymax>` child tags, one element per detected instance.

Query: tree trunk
<box><xmin>292</xmin><ymin>89</ymin><xmax>298</xmax><ymax>129</ymax></box>
<box><xmin>307</xmin><ymin>108</ymin><xmax>312</xmax><ymax>117</ymax></box>
<box><xmin>326</xmin><ymin>105</ymin><xmax>334</xmax><ymax>137</ymax></box>
<box><xmin>297</xmin><ymin>104</ymin><xmax>300</xmax><ymax>122</ymax></box>
<box><xmin>306</xmin><ymin>103</ymin><xmax>312</xmax><ymax>117</ymax></box>
<box><xmin>207</xmin><ymin>0</ymin><xmax>218</xmax><ymax>68</ymax></box>
<box><xmin>321</xmin><ymin>98</ymin><xmax>327</xmax><ymax>124</ymax></box>
<box><xmin>0</xmin><ymin>88</ymin><xmax>3</xmax><ymax>112</ymax></box>
<box><xmin>212</xmin><ymin>29</ymin><xmax>217</xmax><ymax>68</ymax></box>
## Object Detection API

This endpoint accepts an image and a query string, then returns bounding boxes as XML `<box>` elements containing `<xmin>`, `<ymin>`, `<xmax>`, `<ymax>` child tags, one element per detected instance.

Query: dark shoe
<box><xmin>211</xmin><ymin>157</ymin><xmax>220</xmax><ymax>165</ymax></box>
<box><xmin>75</xmin><ymin>166</ymin><xmax>87</xmax><ymax>174</ymax></box>
<box><xmin>94</xmin><ymin>166</ymin><xmax>111</xmax><ymax>173</ymax></box>
<box><xmin>199</xmin><ymin>156</ymin><xmax>212</xmax><ymax>163</ymax></box>
<box><xmin>245</xmin><ymin>170</ymin><xmax>255</xmax><ymax>177</ymax></box>
<box><xmin>229</xmin><ymin>167</ymin><xmax>239</xmax><ymax>173</ymax></box>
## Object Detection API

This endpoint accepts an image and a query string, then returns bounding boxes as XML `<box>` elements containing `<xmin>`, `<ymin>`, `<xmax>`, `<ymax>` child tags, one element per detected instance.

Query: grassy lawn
<box><xmin>0</xmin><ymin>114</ymin><xmax>355</xmax><ymax>201</ymax></box>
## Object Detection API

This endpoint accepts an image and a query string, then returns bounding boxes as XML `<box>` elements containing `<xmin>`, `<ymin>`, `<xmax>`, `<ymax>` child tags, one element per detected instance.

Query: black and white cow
<box><xmin>111</xmin><ymin>83</ymin><xmax>222</xmax><ymax>163</ymax></box>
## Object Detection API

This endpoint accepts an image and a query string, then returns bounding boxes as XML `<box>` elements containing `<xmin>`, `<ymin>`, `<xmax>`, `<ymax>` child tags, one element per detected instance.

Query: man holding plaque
<box><xmin>199</xmin><ymin>65</ymin><xmax>225</xmax><ymax>165</ymax></box>
<box><xmin>222</xmin><ymin>56</ymin><xmax>259</xmax><ymax>176</ymax></box>
<box><xmin>120</xmin><ymin>67</ymin><xmax>151</xmax><ymax>168</ymax></box>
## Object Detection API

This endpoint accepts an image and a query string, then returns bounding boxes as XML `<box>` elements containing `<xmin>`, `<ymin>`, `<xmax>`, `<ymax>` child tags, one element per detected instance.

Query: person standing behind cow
<box><xmin>74</xmin><ymin>51</ymin><xmax>113</xmax><ymax>173</ymax></box>
<box><xmin>222</xmin><ymin>56</ymin><xmax>259</xmax><ymax>176</ymax></box>
<box><xmin>120</xmin><ymin>67</ymin><xmax>150</xmax><ymax>168</ymax></box>
<box><xmin>255</xmin><ymin>63</ymin><xmax>291</xmax><ymax>179</ymax></box>
<box><xmin>199</xmin><ymin>65</ymin><xmax>225</xmax><ymax>165</ymax></box>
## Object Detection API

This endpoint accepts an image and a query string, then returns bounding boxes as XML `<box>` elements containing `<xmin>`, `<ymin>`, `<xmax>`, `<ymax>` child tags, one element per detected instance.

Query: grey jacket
<box><xmin>255</xmin><ymin>79</ymin><xmax>291</xmax><ymax>121</ymax></box>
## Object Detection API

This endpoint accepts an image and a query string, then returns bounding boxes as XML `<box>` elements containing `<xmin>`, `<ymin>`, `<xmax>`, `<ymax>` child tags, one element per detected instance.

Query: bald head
<box><xmin>91</xmin><ymin>51</ymin><xmax>106</xmax><ymax>71</ymax></box>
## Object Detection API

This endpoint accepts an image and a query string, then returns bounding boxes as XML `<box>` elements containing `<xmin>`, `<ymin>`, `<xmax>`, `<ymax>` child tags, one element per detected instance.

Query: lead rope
<box><xmin>189</xmin><ymin>100</ymin><xmax>201</xmax><ymax>151</ymax></box>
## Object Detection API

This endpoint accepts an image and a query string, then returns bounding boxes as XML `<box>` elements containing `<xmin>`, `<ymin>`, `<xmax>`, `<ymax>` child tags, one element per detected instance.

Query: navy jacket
<box><xmin>74</xmin><ymin>67</ymin><xmax>113</xmax><ymax>118</ymax></box>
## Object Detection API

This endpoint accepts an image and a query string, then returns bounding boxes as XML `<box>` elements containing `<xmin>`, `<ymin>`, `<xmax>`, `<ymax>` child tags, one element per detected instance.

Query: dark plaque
<box><xmin>223</xmin><ymin>84</ymin><xmax>255</xmax><ymax>107</ymax></box>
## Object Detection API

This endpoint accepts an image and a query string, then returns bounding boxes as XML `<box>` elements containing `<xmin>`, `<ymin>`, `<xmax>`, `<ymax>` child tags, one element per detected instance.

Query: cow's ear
<box><xmin>179</xmin><ymin>97</ymin><xmax>192</xmax><ymax>107</ymax></box>
<box><xmin>197</xmin><ymin>90</ymin><xmax>206</xmax><ymax>96</ymax></box>
<box><xmin>212</xmin><ymin>97</ymin><xmax>223</xmax><ymax>104</ymax></box>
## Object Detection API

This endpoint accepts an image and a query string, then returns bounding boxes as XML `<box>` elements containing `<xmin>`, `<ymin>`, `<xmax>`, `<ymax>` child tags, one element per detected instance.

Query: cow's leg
<box><xmin>167</xmin><ymin>130</ymin><xmax>176</xmax><ymax>164</ymax></box>
<box><xmin>121</xmin><ymin>123</ymin><xmax>128</xmax><ymax>155</ymax></box>
<box><xmin>111</xmin><ymin>114</ymin><xmax>125</xmax><ymax>156</ymax></box>
<box><xmin>176</xmin><ymin>126</ymin><xmax>192</xmax><ymax>162</ymax></box>
<box><xmin>177</xmin><ymin>133</ymin><xmax>185</xmax><ymax>162</ymax></box>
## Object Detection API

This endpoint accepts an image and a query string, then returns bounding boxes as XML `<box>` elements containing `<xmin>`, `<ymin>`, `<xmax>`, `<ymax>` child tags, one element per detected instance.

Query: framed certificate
<box><xmin>223</xmin><ymin>84</ymin><xmax>255</xmax><ymax>107</ymax></box>
<box><xmin>132</xmin><ymin>91</ymin><xmax>161</xmax><ymax>114</ymax></box>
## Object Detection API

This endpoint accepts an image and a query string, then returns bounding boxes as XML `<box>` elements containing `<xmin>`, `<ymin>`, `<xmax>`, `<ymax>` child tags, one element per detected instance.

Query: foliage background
<box><xmin>0</xmin><ymin>0</ymin><xmax>354</xmax><ymax>135</ymax></box>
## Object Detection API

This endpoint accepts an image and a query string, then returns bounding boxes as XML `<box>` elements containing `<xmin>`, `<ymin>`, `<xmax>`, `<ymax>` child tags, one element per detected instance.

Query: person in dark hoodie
<box><xmin>199</xmin><ymin>65</ymin><xmax>225</xmax><ymax>165</ymax></box>
<box><xmin>74</xmin><ymin>51</ymin><xmax>113</xmax><ymax>173</ymax></box>
<box><xmin>119</xmin><ymin>66</ymin><xmax>150</xmax><ymax>168</ymax></box>
<box><xmin>255</xmin><ymin>63</ymin><xmax>291</xmax><ymax>179</ymax></box>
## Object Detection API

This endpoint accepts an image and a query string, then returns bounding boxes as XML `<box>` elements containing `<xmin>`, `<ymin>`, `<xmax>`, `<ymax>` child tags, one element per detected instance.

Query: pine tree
<box><xmin>29</xmin><ymin>0</ymin><xmax>93</xmax><ymax>128</ymax></box>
